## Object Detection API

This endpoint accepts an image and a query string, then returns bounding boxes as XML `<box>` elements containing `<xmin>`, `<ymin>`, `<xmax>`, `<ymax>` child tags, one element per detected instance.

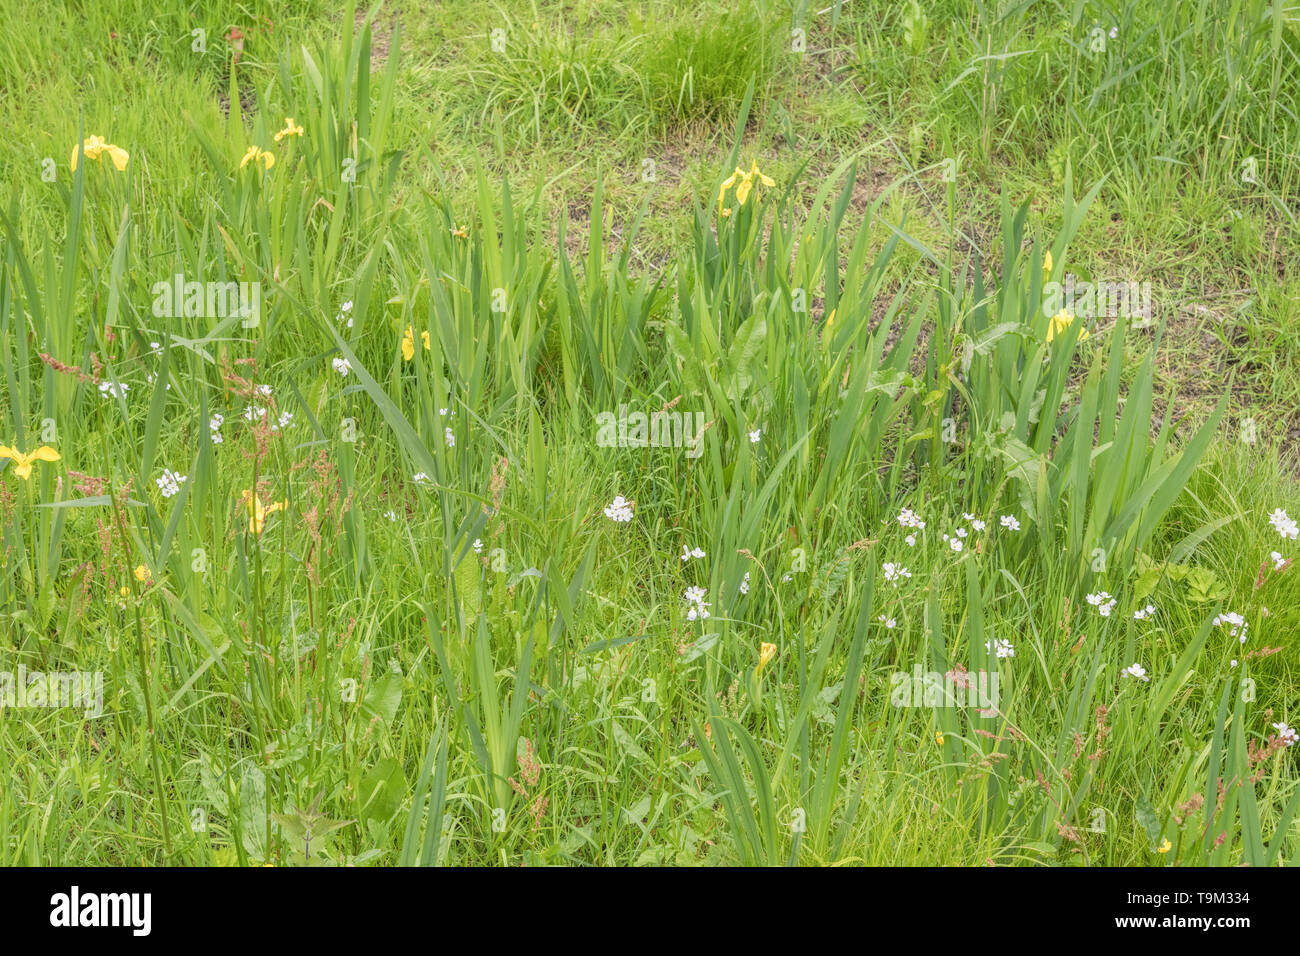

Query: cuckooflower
<box><xmin>603</xmin><ymin>495</ymin><xmax>634</xmax><ymax>523</ymax></box>
<box><xmin>0</xmin><ymin>444</ymin><xmax>60</xmax><ymax>479</ymax></box>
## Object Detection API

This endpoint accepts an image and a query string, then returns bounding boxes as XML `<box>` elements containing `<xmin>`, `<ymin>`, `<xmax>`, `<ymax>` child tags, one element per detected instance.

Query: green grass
<box><xmin>0</xmin><ymin>0</ymin><xmax>1297</xmax><ymax>866</ymax></box>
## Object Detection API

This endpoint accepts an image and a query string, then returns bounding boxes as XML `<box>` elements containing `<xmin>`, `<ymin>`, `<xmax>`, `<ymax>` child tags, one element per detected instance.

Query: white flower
<box><xmin>683</xmin><ymin>586</ymin><xmax>711</xmax><ymax>621</ymax></box>
<box><xmin>878</xmin><ymin>615</ymin><xmax>897</xmax><ymax>629</ymax></box>
<box><xmin>948</xmin><ymin>538</ymin><xmax>963</xmax><ymax>552</ymax></box>
<box><xmin>882</xmin><ymin>562</ymin><xmax>912</xmax><ymax>585</ymax></box>
<box><xmin>1213</xmin><ymin>611</ymin><xmax>1248</xmax><ymax>642</ymax></box>
<box><xmin>1230</xmin><ymin>659</ymin><xmax>1238</xmax><ymax>668</ymax></box>
<box><xmin>1086</xmin><ymin>591</ymin><xmax>1118</xmax><ymax>617</ymax></box>
<box><xmin>955</xmin><ymin>527</ymin><xmax>968</xmax><ymax>538</ymax></box>
<box><xmin>99</xmin><ymin>381</ymin><xmax>128</xmax><ymax>399</ymax></box>
<box><xmin>1273</xmin><ymin>722</ymin><xmax>1299</xmax><ymax>746</ymax></box>
<box><xmin>1269</xmin><ymin>508</ymin><xmax>1298</xmax><ymax>540</ymax></box>
<box><xmin>383</xmin><ymin>510</ymin><xmax>397</xmax><ymax>521</ymax></box>
<box><xmin>999</xmin><ymin>514</ymin><xmax>1021</xmax><ymax>531</ymax></box>
<box><xmin>986</xmin><ymin>638</ymin><xmax>1014</xmax><ymax>658</ymax></box>
<box><xmin>1122</xmin><ymin>663</ymin><xmax>1149</xmax><ymax>682</ymax></box>
<box><xmin>904</xmin><ymin>533</ymin><xmax>917</xmax><ymax>547</ymax></box>
<box><xmin>1108</xmin><ymin>26</ymin><xmax>1118</xmax><ymax>39</ymax></box>
<box><xmin>413</xmin><ymin>472</ymin><xmax>433</xmax><ymax>488</ymax></box>
<box><xmin>1271</xmin><ymin>551</ymin><xmax>1288</xmax><ymax>571</ymax></box>
<box><xmin>738</xmin><ymin>571</ymin><xmax>750</xmax><ymax>595</ymax></box>
<box><xmin>155</xmin><ymin>468</ymin><xmax>186</xmax><ymax>498</ymax></box>
<box><xmin>748</xmin><ymin>428</ymin><xmax>761</xmax><ymax>443</ymax></box>
<box><xmin>473</xmin><ymin>538</ymin><xmax>483</xmax><ymax>554</ymax></box>
<box><xmin>338</xmin><ymin>301</ymin><xmax>353</xmax><ymax>329</ymax></box>
<box><xmin>962</xmin><ymin>513</ymin><xmax>986</xmax><ymax>532</ymax></box>
<box><xmin>896</xmin><ymin>508</ymin><xmax>926</xmax><ymax>529</ymax></box>
<box><xmin>439</xmin><ymin>407</ymin><xmax>448</xmax><ymax>416</ymax></box>
<box><xmin>209</xmin><ymin>414</ymin><xmax>224</xmax><ymax>444</ymax></box>
<box><xmin>781</xmin><ymin>573</ymin><xmax>792</xmax><ymax>582</ymax></box>
<box><xmin>444</xmin><ymin>426</ymin><xmax>455</xmax><ymax>448</ymax></box>
<box><xmin>332</xmin><ymin>357</ymin><xmax>351</xmax><ymax>376</ymax></box>
<box><xmin>256</xmin><ymin>384</ymin><xmax>273</xmax><ymax>398</ymax></box>
<box><xmin>603</xmin><ymin>495</ymin><xmax>634</xmax><ymax>523</ymax></box>
<box><xmin>277</xmin><ymin>411</ymin><xmax>293</xmax><ymax>430</ymax></box>
<box><xmin>680</xmin><ymin>545</ymin><xmax>706</xmax><ymax>562</ymax></box>
<box><xmin>1133</xmin><ymin>604</ymin><xmax>1156</xmax><ymax>620</ymax></box>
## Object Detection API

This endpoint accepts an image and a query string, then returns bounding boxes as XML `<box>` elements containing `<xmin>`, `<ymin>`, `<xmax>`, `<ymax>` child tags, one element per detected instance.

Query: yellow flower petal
<box><xmin>105</xmin><ymin>144</ymin><xmax>129</xmax><ymax>171</ymax></box>
<box><xmin>32</xmin><ymin>446</ymin><xmax>60</xmax><ymax>463</ymax></box>
<box><xmin>735</xmin><ymin>175</ymin><xmax>753</xmax><ymax>205</ymax></box>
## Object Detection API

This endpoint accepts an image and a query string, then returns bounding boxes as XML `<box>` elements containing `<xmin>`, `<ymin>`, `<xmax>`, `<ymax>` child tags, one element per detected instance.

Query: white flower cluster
<box><xmin>603</xmin><ymin>495</ymin><xmax>633</xmax><ymax>523</ymax></box>
<box><xmin>683</xmin><ymin>586</ymin><xmax>710</xmax><ymax>621</ymax></box>
<box><xmin>155</xmin><ymin>468</ymin><xmax>187</xmax><ymax>498</ymax></box>
<box><xmin>1086</xmin><ymin>591</ymin><xmax>1118</xmax><ymax>617</ymax></box>
<box><xmin>1212</xmin><ymin>611</ymin><xmax>1248</xmax><ymax>643</ymax></box>
<box><xmin>1269</xmin><ymin>508</ymin><xmax>1298</xmax><ymax>540</ymax></box>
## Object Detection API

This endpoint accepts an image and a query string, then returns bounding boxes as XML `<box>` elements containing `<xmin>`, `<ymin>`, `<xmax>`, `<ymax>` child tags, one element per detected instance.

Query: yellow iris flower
<box><xmin>273</xmin><ymin>117</ymin><xmax>304</xmax><ymax>143</ymax></box>
<box><xmin>134</xmin><ymin>564</ymin><xmax>151</xmax><ymax>583</ymax></box>
<box><xmin>401</xmin><ymin>326</ymin><xmax>431</xmax><ymax>361</ymax></box>
<box><xmin>71</xmin><ymin>135</ymin><xmax>129</xmax><ymax>172</ymax></box>
<box><xmin>718</xmin><ymin>160</ymin><xmax>775</xmax><ymax>216</ymax></box>
<box><xmin>0</xmin><ymin>444</ymin><xmax>60</xmax><ymax>479</ymax></box>
<box><xmin>1046</xmin><ymin>308</ymin><xmax>1088</xmax><ymax>343</ymax></box>
<box><xmin>240</xmin><ymin>146</ymin><xmax>275</xmax><ymax>171</ymax></box>
<box><xmin>1042</xmin><ymin>249</ymin><xmax>1053</xmax><ymax>278</ymax></box>
<box><xmin>240</xmin><ymin>490</ymin><xmax>288</xmax><ymax>534</ymax></box>
<box><xmin>756</xmin><ymin>641</ymin><xmax>778</xmax><ymax>676</ymax></box>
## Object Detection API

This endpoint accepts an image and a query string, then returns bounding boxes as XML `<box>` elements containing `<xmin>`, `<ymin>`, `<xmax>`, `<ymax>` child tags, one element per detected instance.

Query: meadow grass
<box><xmin>0</xmin><ymin>0</ymin><xmax>1297</xmax><ymax>866</ymax></box>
